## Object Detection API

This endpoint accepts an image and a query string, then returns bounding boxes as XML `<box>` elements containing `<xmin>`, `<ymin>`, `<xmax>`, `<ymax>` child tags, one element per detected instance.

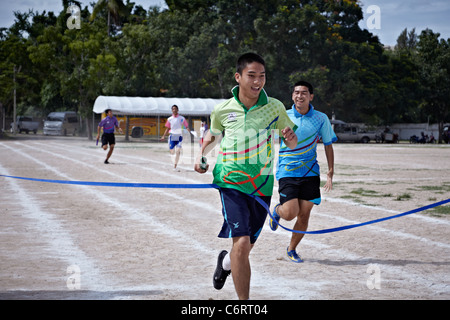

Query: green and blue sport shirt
<box><xmin>209</xmin><ymin>86</ymin><xmax>296</xmax><ymax>196</ymax></box>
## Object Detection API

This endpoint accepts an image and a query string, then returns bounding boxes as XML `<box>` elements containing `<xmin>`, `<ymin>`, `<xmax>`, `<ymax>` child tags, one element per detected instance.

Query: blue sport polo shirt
<box><xmin>276</xmin><ymin>104</ymin><xmax>337</xmax><ymax>180</ymax></box>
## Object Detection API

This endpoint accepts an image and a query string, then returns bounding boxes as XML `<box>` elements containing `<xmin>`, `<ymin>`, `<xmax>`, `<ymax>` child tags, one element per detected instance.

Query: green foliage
<box><xmin>416</xmin><ymin>29</ymin><xmax>450</xmax><ymax>131</ymax></box>
<box><xmin>1</xmin><ymin>0</ymin><xmax>449</xmax><ymax>139</ymax></box>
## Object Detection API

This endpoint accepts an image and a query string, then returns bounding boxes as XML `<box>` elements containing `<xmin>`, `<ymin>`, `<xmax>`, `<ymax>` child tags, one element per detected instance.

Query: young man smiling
<box><xmin>270</xmin><ymin>81</ymin><xmax>337</xmax><ymax>263</ymax></box>
<box><xmin>194</xmin><ymin>53</ymin><xmax>297</xmax><ymax>300</ymax></box>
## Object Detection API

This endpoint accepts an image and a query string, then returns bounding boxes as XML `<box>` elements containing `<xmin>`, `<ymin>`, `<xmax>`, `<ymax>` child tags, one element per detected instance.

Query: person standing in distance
<box><xmin>199</xmin><ymin>118</ymin><xmax>208</xmax><ymax>147</ymax></box>
<box><xmin>270</xmin><ymin>80</ymin><xmax>337</xmax><ymax>262</ymax></box>
<box><xmin>194</xmin><ymin>53</ymin><xmax>298</xmax><ymax>300</ymax></box>
<box><xmin>161</xmin><ymin>105</ymin><xmax>190</xmax><ymax>171</ymax></box>
<box><xmin>97</xmin><ymin>109</ymin><xmax>123</xmax><ymax>164</ymax></box>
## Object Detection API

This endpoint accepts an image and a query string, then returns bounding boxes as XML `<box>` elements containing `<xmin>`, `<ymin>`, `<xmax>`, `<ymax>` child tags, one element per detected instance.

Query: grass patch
<box><xmin>341</xmin><ymin>195</ymin><xmax>363</xmax><ymax>202</ymax></box>
<box><xmin>351</xmin><ymin>188</ymin><xmax>377</xmax><ymax>196</ymax></box>
<box><xmin>416</xmin><ymin>185</ymin><xmax>450</xmax><ymax>193</ymax></box>
<box><xmin>395</xmin><ymin>193</ymin><xmax>411</xmax><ymax>201</ymax></box>
<box><xmin>350</xmin><ymin>188</ymin><xmax>392</xmax><ymax>198</ymax></box>
<box><xmin>430</xmin><ymin>205</ymin><xmax>450</xmax><ymax>216</ymax></box>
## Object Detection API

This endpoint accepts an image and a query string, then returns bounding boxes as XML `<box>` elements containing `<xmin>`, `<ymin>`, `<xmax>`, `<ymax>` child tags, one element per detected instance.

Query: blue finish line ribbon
<box><xmin>0</xmin><ymin>174</ymin><xmax>217</xmax><ymax>189</ymax></box>
<box><xmin>1</xmin><ymin>174</ymin><xmax>449</xmax><ymax>235</ymax></box>
<box><xmin>254</xmin><ymin>196</ymin><xmax>450</xmax><ymax>234</ymax></box>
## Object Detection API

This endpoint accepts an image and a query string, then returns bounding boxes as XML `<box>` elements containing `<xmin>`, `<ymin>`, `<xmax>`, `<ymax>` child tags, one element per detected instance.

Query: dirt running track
<box><xmin>0</xmin><ymin>135</ymin><xmax>449</xmax><ymax>300</ymax></box>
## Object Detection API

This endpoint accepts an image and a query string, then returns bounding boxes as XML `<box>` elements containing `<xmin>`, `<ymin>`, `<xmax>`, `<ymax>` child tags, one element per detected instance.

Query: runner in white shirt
<box><xmin>161</xmin><ymin>105</ymin><xmax>190</xmax><ymax>171</ymax></box>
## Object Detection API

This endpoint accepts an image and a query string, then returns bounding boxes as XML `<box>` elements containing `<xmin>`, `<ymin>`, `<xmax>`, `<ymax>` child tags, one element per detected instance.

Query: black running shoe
<box><xmin>213</xmin><ymin>250</ymin><xmax>231</xmax><ymax>290</ymax></box>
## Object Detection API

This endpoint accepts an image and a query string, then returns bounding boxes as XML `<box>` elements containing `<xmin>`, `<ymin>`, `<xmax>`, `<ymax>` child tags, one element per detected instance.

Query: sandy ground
<box><xmin>0</xmin><ymin>134</ymin><xmax>449</xmax><ymax>300</ymax></box>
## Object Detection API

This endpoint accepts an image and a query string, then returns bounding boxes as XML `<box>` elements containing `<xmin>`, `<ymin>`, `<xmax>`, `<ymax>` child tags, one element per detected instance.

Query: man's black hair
<box><xmin>293</xmin><ymin>81</ymin><xmax>314</xmax><ymax>94</ymax></box>
<box><xmin>236</xmin><ymin>52</ymin><xmax>265</xmax><ymax>74</ymax></box>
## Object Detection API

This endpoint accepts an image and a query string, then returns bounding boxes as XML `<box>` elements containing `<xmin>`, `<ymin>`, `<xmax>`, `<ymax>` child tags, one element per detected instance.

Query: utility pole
<box><xmin>13</xmin><ymin>65</ymin><xmax>22</xmax><ymax>135</ymax></box>
<box><xmin>13</xmin><ymin>65</ymin><xmax>17</xmax><ymax>134</ymax></box>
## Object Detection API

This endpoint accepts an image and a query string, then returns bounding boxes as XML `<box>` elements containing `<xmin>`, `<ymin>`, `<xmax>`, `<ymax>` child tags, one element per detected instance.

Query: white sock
<box><xmin>222</xmin><ymin>252</ymin><xmax>231</xmax><ymax>271</ymax></box>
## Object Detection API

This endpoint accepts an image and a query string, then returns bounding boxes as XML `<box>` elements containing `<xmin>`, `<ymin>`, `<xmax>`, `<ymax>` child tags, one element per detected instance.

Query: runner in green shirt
<box><xmin>194</xmin><ymin>53</ymin><xmax>297</xmax><ymax>300</ymax></box>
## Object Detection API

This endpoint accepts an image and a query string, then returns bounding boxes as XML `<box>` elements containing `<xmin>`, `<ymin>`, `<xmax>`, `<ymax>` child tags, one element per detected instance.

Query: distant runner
<box><xmin>97</xmin><ymin>109</ymin><xmax>123</xmax><ymax>164</ymax></box>
<box><xmin>161</xmin><ymin>105</ymin><xmax>190</xmax><ymax>171</ymax></box>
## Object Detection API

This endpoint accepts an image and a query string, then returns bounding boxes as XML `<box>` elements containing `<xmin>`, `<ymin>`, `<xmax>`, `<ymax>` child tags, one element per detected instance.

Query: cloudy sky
<box><xmin>1</xmin><ymin>0</ymin><xmax>449</xmax><ymax>46</ymax></box>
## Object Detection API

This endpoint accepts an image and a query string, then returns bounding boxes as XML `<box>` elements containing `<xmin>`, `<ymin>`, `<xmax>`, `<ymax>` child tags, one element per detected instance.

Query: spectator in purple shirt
<box><xmin>96</xmin><ymin>109</ymin><xmax>123</xmax><ymax>164</ymax></box>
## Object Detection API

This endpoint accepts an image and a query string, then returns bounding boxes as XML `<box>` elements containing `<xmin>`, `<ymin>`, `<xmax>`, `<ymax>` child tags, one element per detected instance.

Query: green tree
<box><xmin>253</xmin><ymin>0</ymin><xmax>386</xmax><ymax>121</ymax></box>
<box><xmin>106</xmin><ymin>23</ymin><xmax>160</xmax><ymax>96</ymax></box>
<box><xmin>396</xmin><ymin>28</ymin><xmax>418</xmax><ymax>52</ymax></box>
<box><xmin>417</xmin><ymin>29</ymin><xmax>450</xmax><ymax>142</ymax></box>
<box><xmin>3</xmin><ymin>0</ymin><xmax>448</xmax><ymax>141</ymax></box>
<box><xmin>90</xmin><ymin>0</ymin><xmax>128</xmax><ymax>36</ymax></box>
<box><xmin>28</xmin><ymin>5</ymin><xmax>112</xmax><ymax>138</ymax></box>
<box><xmin>0</xmin><ymin>32</ymin><xmax>40</xmax><ymax>121</ymax></box>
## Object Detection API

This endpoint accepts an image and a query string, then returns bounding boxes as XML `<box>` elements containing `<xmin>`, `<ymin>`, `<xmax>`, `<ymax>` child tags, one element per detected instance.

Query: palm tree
<box><xmin>90</xmin><ymin>0</ymin><xmax>127</xmax><ymax>36</ymax></box>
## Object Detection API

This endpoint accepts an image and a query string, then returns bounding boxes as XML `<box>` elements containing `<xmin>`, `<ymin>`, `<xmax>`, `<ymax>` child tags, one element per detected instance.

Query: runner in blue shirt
<box><xmin>270</xmin><ymin>81</ymin><xmax>337</xmax><ymax>263</ymax></box>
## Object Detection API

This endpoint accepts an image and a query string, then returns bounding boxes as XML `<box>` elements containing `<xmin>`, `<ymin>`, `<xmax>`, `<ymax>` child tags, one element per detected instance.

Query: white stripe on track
<box><xmin>39</xmin><ymin>140</ymin><xmax>450</xmax><ymax>227</ymax></box>
<box><xmin>323</xmin><ymin>196</ymin><xmax>450</xmax><ymax>226</ymax></box>
<box><xmin>2</xmin><ymin>141</ymin><xmax>323</xmax><ymax>299</ymax></box>
<box><xmin>0</xmin><ymin>161</ymin><xmax>107</xmax><ymax>291</ymax></box>
<box><xmin>32</xmin><ymin>140</ymin><xmax>450</xmax><ymax>252</ymax></box>
<box><xmin>5</xmin><ymin>141</ymin><xmax>449</xmax><ymax>298</ymax></box>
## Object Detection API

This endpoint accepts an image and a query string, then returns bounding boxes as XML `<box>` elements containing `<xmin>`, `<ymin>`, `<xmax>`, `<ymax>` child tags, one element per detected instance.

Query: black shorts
<box><xmin>278</xmin><ymin>176</ymin><xmax>321</xmax><ymax>205</ymax></box>
<box><xmin>102</xmin><ymin>132</ymin><xmax>116</xmax><ymax>146</ymax></box>
<box><xmin>218</xmin><ymin>188</ymin><xmax>271</xmax><ymax>244</ymax></box>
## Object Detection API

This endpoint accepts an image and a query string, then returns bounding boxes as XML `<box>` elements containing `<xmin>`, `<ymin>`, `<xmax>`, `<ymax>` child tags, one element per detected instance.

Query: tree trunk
<box><xmin>86</xmin><ymin>117</ymin><xmax>93</xmax><ymax>140</ymax></box>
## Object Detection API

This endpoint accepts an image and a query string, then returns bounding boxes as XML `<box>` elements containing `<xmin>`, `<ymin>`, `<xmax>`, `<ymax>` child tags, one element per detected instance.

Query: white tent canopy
<box><xmin>93</xmin><ymin>96</ymin><xmax>227</xmax><ymax>116</ymax></box>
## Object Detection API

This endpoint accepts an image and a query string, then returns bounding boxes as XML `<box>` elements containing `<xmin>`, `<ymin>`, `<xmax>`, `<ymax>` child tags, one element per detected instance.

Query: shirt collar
<box><xmin>293</xmin><ymin>104</ymin><xmax>314</xmax><ymax>118</ymax></box>
<box><xmin>231</xmin><ymin>85</ymin><xmax>269</xmax><ymax>111</ymax></box>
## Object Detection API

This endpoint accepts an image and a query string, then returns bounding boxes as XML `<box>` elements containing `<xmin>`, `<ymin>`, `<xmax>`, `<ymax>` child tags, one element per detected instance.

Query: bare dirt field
<box><xmin>0</xmin><ymin>134</ymin><xmax>449</xmax><ymax>301</ymax></box>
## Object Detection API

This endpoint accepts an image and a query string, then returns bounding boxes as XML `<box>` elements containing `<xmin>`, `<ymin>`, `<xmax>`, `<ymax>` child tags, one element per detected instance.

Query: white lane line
<box><xmin>9</xmin><ymin>141</ymin><xmax>450</xmax><ymax>298</ymax></box>
<box><xmin>33</xmin><ymin>140</ymin><xmax>450</xmax><ymax>250</ymax></box>
<box><xmin>323</xmin><ymin>196</ymin><xmax>450</xmax><ymax>226</ymax></box>
<box><xmin>5</xmin><ymin>141</ymin><xmax>318</xmax><ymax>299</ymax></box>
<box><xmin>313</xmin><ymin>211</ymin><xmax>450</xmax><ymax>249</ymax></box>
<box><xmin>4</xmin><ymin>141</ymin><xmax>323</xmax><ymax>299</ymax></box>
<box><xmin>0</xmin><ymin>161</ymin><xmax>107</xmax><ymax>291</ymax></box>
<box><xmin>4</xmin><ymin>143</ymin><xmax>216</xmax><ymax>252</ymax></box>
<box><xmin>44</xmin><ymin>142</ymin><xmax>450</xmax><ymax>261</ymax></box>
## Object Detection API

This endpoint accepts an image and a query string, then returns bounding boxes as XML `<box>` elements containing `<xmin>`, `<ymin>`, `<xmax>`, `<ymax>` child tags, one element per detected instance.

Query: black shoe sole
<box><xmin>213</xmin><ymin>250</ymin><xmax>231</xmax><ymax>290</ymax></box>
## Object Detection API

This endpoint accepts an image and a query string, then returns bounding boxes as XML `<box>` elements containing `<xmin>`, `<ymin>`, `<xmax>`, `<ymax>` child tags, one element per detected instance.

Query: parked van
<box><xmin>43</xmin><ymin>111</ymin><xmax>79</xmax><ymax>136</ymax></box>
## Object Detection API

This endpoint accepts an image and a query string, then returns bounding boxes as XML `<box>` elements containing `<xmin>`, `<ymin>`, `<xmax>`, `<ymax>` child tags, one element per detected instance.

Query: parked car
<box><xmin>43</xmin><ymin>111</ymin><xmax>78</xmax><ymax>136</ymax></box>
<box><xmin>10</xmin><ymin>116</ymin><xmax>39</xmax><ymax>134</ymax></box>
<box><xmin>335</xmin><ymin>125</ymin><xmax>380</xmax><ymax>143</ymax></box>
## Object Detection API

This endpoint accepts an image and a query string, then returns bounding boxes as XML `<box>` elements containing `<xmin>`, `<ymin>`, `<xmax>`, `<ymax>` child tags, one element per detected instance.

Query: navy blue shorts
<box><xmin>218</xmin><ymin>188</ymin><xmax>271</xmax><ymax>244</ymax></box>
